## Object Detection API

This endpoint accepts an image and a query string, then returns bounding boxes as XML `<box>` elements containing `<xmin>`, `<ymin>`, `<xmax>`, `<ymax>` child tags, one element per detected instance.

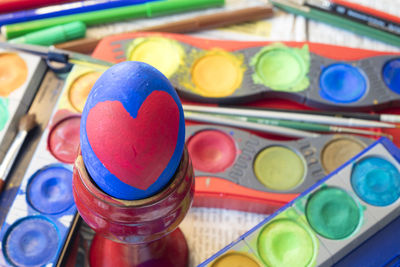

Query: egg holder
<box><xmin>0</xmin><ymin>50</ymin><xmax>46</xmax><ymax>158</ymax></box>
<box><xmin>0</xmin><ymin>64</ymin><xmax>104</xmax><ymax>266</ymax></box>
<box><xmin>200</xmin><ymin>137</ymin><xmax>400</xmax><ymax>266</ymax></box>
<box><xmin>187</xmin><ymin>125</ymin><xmax>375</xmax><ymax>214</ymax></box>
<box><xmin>66</xmin><ymin>60</ymin><xmax>194</xmax><ymax>266</ymax></box>
<box><xmin>92</xmin><ymin>32</ymin><xmax>400</xmax><ymax>110</ymax></box>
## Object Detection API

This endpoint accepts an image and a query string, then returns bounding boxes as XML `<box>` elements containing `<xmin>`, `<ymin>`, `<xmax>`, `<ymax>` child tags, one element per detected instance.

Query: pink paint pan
<box><xmin>187</xmin><ymin>130</ymin><xmax>237</xmax><ymax>173</ymax></box>
<box><xmin>47</xmin><ymin>114</ymin><xmax>81</xmax><ymax>164</ymax></box>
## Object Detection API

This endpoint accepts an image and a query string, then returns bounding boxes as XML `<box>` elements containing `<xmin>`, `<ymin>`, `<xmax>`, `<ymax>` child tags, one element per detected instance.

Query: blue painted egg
<box><xmin>80</xmin><ymin>61</ymin><xmax>185</xmax><ymax>200</ymax></box>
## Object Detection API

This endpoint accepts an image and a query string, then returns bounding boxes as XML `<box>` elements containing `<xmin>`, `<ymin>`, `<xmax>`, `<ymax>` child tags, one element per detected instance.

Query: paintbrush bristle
<box><xmin>18</xmin><ymin>113</ymin><xmax>37</xmax><ymax>132</ymax></box>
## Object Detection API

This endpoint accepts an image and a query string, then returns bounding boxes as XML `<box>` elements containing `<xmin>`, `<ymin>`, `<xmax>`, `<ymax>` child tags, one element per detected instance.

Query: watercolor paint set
<box><xmin>334</xmin><ymin>211</ymin><xmax>400</xmax><ymax>266</ymax></box>
<box><xmin>0</xmin><ymin>50</ymin><xmax>46</xmax><ymax>157</ymax></box>
<box><xmin>0</xmin><ymin>63</ymin><xmax>104</xmax><ymax>266</ymax></box>
<box><xmin>91</xmin><ymin>32</ymin><xmax>400</xmax><ymax>110</ymax></box>
<box><xmin>199</xmin><ymin>137</ymin><xmax>400</xmax><ymax>267</ymax></box>
<box><xmin>187</xmin><ymin>125</ymin><xmax>374</xmax><ymax>213</ymax></box>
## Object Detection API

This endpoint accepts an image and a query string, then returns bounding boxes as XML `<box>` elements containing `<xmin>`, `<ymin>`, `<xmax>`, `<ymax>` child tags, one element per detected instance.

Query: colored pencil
<box><xmin>183</xmin><ymin>105</ymin><xmax>396</xmax><ymax>128</ymax></box>
<box><xmin>0</xmin><ymin>0</ymin><xmax>74</xmax><ymax>13</ymax></box>
<box><xmin>0</xmin><ymin>0</ymin><xmax>160</xmax><ymax>27</ymax></box>
<box><xmin>270</xmin><ymin>0</ymin><xmax>400</xmax><ymax>47</ymax></box>
<box><xmin>184</xmin><ymin>111</ymin><xmax>320</xmax><ymax>138</ymax></box>
<box><xmin>55</xmin><ymin>5</ymin><xmax>274</xmax><ymax>54</ymax></box>
<box><xmin>9</xmin><ymin>21</ymin><xmax>86</xmax><ymax>46</ymax></box>
<box><xmin>308</xmin><ymin>0</ymin><xmax>400</xmax><ymax>37</ymax></box>
<box><xmin>2</xmin><ymin>0</ymin><xmax>225</xmax><ymax>39</ymax></box>
<box><xmin>229</xmin><ymin>106</ymin><xmax>400</xmax><ymax>123</ymax></box>
<box><xmin>211</xmin><ymin>113</ymin><xmax>389</xmax><ymax>137</ymax></box>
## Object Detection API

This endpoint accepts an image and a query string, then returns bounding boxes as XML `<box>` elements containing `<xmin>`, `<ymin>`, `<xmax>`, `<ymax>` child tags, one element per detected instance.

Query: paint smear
<box><xmin>321</xmin><ymin>138</ymin><xmax>365</xmax><ymax>174</ymax></box>
<box><xmin>0</xmin><ymin>53</ymin><xmax>28</xmax><ymax>97</ymax></box>
<box><xmin>126</xmin><ymin>36</ymin><xmax>184</xmax><ymax>78</ymax></box>
<box><xmin>211</xmin><ymin>252</ymin><xmax>260</xmax><ymax>267</ymax></box>
<box><xmin>250</xmin><ymin>44</ymin><xmax>310</xmax><ymax>92</ymax></box>
<box><xmin>257</xmin><ymin>218</ymin><xmax>317</xmax><ymax>267</ymax></box>
<box><xmin>306</xmin><ymin>187</ymin><xmax>362</xmax><ymax>240</ymax></box>
<box><xmin>254</xmin><ymin>146</ymin><xmax>305</xmax><ymax>191</ymax></box>
<box><xmin>48</xmin><ymin>116</ymin><xmax>81</xmax><ymax>164</ymax></box>
<box><xmin>187</xmin><ymin>130</ymin><xmax>236</xmax><ymax>173</ymax></box>
<box><xmin>68</xmin><ymin>71</ymin><xmax>102</xmax><ymax>113</ymax></box>
<box><xmin>0</xmin><ymin>98</ymin><xmax>9</xmax><ymax>131</ymax></box>
<box><xmin>351</xmin><ymin>156</ymin><xmax>400</xmax><ymax>206</ymax></box>
<box><xmin>4</xmin><ymin>217</ymin><xmax>59</xmax><ymax>266</ymax></box>
<box><xmin>188</xmin><ymin>49</ymin><xmax>245</xmax><ymax>97</ymax></box>
<box><xmin>319</xmin><ymin>63</ymin><xmax>367</xmax><ymax>103</ymax></box>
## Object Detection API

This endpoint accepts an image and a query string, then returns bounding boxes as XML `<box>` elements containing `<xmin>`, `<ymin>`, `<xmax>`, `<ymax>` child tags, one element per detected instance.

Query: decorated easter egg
<box><xmin>80</xmin><ymin>61</ymin><xmax>185</xmax><ymax>200</ymax></box>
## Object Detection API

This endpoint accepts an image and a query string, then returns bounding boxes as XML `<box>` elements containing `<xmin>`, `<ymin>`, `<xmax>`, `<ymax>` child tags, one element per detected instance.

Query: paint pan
<box><xmin>186</xmin><ymin>125</ymin><xmax>373</xmax><ymax>213</ymax></box>
<box><xmin>0</xmin><ymin>165</ymin><xmax>75</xmax><ymax>266</ymax></box>
<box><xmin>92</xmin><ymin>32</ymin><xmax>400</xmax><ymax>110</ymax></box>
<box><xmin>0</xmin><ymin>64</ymin><xmax>102</xmax><ymax>266</ymax></box>
<box><xmin>68</xmin><ymin>71</ymin><xmax>102</xmax><ymax>113</ymax></box>
<box><xmin>126</xmin><ymin>36</ymin><xmax>184</xmax><ymax>79</ymax></box>
<box><xmin>199</xmin><ymin>137</ymin><xmax>400</xmax><ymax>266</ymax></box>
<box><xmin>47</xmin><ymin>115</ymin><xmax>81</xmax><ymax>164</ymax></box>
<box><xmin>0</xmin><ymin>50</ymin><xmax>46</xmax><ymax>157</ymax></box>
<box><xmin>57</xmin><ymin>65</ymin><xmax>103</xmax><ymax>114</ymax></box>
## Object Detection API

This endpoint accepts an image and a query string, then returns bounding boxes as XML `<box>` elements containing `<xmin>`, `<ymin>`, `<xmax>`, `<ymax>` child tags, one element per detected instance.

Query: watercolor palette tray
<box><xmin>187</xmin><ymin>125</ymin><xmax>375</xmax><ymax>213</ymax></box>
<box><xmin>334</xmin><ymin>211</ymin><xmax>400</xmax><ymax>266</ymax></box>
<box><xmin>91</xmin><ymin>32</ymin><xmax>400</xmax><ymax>110</ymax></box>
<box><xmin>0</xmin><ymin>63</ymin><xmax>104</xmax><ymax>266</ymax></box>
<box><xmin>199</xmin><ymin>137</ymin><xmax>400</xmax><ymax>267</ymax></box>
<box><xmin>0</xmin><ymin>50</ymin><xmax>46</xmax><ymax>157</ymax></box>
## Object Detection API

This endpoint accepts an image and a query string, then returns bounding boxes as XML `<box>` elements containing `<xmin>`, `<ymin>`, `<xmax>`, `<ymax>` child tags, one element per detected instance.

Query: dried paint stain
<box><xmin>250</xmin><ymin>43</ymin><xmax>310</xmax><ymax>92</ymax></box>
<box><xmin>0</xmin><ymin>97</ymin><xmax>8</xmax><ymax>131</ymax></box>
<box><xmin>0</xmin><ymin>53</ymin><xmax>28</xmax><ymax>97</ymax></box>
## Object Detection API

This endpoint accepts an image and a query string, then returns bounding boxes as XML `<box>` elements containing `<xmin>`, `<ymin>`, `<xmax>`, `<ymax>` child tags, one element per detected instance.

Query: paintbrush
<box><xmin>183</xmin><ymin>104</ymin><xmax>396</xmax><ymax>128</ymax></box>
<box><xmin>204</xmin><ymin>113</ymin><xmax>393</xmax><ymax>138</ymax></box>
<box><xmin>0</xmin><ymin>113</ymin><xmax>37</xmax><ymax>193</ymax></box>
<box><xmin>184</xmin><ymin>111</ymin><xmax>320</xmax><ymax>138</ymax></box>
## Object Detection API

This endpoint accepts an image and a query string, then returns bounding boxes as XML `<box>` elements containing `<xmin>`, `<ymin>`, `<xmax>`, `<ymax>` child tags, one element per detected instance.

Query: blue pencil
<box><xmin>0</xmin><ymin>0</ymin><xmax>161</xmax><ymax>27</ymax></box>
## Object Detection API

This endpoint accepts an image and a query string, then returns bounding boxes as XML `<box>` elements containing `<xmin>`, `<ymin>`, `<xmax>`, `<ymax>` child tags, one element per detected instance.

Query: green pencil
<box><xmin>271</xmin><ymin>0</ymin><xmax>400</xmax><ymax>47</ymax></box>
<box><xmin>2</xmin><ymin>0</ymin><xmax>225</xmax><ymax>39</ymax></box>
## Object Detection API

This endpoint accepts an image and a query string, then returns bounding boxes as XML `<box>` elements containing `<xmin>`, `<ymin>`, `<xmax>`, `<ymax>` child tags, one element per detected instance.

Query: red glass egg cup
<box><xmin>72</xmin><ymin>147</ymin><xmax>194</xmax><ymax>267</ymax></box>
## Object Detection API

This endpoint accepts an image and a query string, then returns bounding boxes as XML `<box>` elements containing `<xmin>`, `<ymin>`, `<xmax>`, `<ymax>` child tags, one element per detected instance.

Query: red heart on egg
<box><xmin>86</xmin><ymin>91</ymin><xmax>180</xmax><ymax>190</ymax></box>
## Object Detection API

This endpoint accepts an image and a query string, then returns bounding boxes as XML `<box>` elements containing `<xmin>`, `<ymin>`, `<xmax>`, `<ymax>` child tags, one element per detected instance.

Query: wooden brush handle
<box><xmin>0</xmin><ymin>180</ymin><xmax>4</xmax><ymax>193</ymax></box>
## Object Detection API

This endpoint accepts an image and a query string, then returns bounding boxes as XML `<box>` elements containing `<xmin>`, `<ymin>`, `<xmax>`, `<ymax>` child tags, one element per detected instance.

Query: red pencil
<box><xmin>0</xmin><ymin>0</ymin><xmax>76</xmax><ymax>14</ymax></box>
